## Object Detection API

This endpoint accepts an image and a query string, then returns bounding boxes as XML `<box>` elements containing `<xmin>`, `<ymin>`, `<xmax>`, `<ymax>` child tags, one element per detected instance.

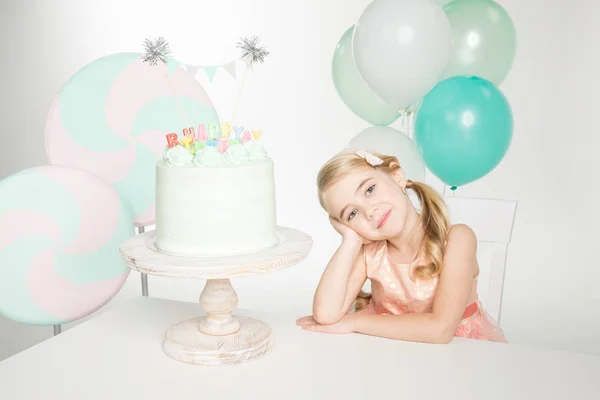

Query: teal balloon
<box><xmin>442</xmin><ymin>0</ymin><xmax>517</xmax><ymax>85</ymax></box>
<box><xmin>414</xmin><ymin>75</ymin><xmax>513</xmax><ymax>187</ymax></box>
<box><xmin>332</xmin><ymin>26</ymin><xmax>400</xmax><ymax>126</ymax></box>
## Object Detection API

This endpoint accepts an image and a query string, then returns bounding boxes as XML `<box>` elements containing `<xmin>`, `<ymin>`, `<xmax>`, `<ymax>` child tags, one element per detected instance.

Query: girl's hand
<box><xmin>329</xmin><ymin>216</ymin><xmax>372</xmax><ymax>245</ymax></box>
<box><xmin>296</xmin><ymin>314</ymin><xmax>357</xmax><ymax>334</ymax></box>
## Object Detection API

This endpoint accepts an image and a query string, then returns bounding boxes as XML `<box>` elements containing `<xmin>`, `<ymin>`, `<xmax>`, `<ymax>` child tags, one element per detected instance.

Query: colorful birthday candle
<box><xmin>183</xmin><ymin>127</ymin><xmax>196</xmax><ymax>143</ymax></box>
<box><xmin>218</xmin><ymin>138</ymin><xmax>229</xmax><ymax>154</ymax></box>
<box><xmin>252</xmin><ymin>129</ymin><xmax>263</xmax><ymax>140</ymax></box>
<box><xmin>181</xmin><ymin>135</ymin><xmax>194</xmax><ymax>151</ymax></box>
<box><xmin>192</xmin><ymin>141</ymin><xmax>206</xmax><ymax>152</ymax></box>
<box><xmin>197</xmin><ymin>124</ymin><xmax>208</xmax><ymax>141</ymax></box>
<box><xmin>209</xmin><ymin>123</ymin><xmax>219</xmax><ymax>139</ymax></box>
<box><xmin>221</xmin><ymin>122</ymin><xmax>232</xmax><ymax>139</ymax></box>
<box><xmin>233</xmin><ymin>125</ymin><xmax>244</xmax><ymax>140</ymax></box>
<box><xmin>241</xmin><ymin>130</ymin><xmax>252</xmax><ymax>143</ymax></box>
<box><xmin>166</xmin><ymin>133</ymin><xmax>179</xmax><ymax>148</ymax></box>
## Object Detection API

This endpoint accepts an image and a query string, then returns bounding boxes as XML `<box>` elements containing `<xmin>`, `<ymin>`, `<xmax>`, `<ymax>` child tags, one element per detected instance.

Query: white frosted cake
<box><xmin>155</xmin><ymin>132</ymin><xmax>278</xmax><ymax>257</ymax></box>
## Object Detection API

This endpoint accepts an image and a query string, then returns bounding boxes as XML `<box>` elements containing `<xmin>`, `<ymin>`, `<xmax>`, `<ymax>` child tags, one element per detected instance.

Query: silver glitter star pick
<box><xmin>141</xmin><ymin>37</ymin><xmax>171</xmax><ymax>66</ymax></box>
<box><xmin>237</xmin><ymin>35</ymin><xmax>269</xmax><ymax>65</ymax></box>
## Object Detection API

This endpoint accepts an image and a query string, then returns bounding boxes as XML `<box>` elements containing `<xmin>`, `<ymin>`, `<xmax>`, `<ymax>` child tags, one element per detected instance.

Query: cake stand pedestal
<box><xmin>119</xmin><ymin>226</ymin><xmax>312</xmax><ymax>366</ymax></box>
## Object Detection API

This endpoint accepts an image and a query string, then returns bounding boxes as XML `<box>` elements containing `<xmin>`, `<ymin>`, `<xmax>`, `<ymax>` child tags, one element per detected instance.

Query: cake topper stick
<box><xmin>142</xmin><ymin>37</ymin><xmax>191</xmax><ymax>129</ymax></box>
<box><xmin>230</xmin><ymin>35</ymin><xmax>270</xmax><ymax>125</ymax></box>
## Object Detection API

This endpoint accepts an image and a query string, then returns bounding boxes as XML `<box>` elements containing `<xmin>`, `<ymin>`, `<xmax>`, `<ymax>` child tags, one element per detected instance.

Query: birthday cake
<box><xmin>154</xmin><ymin>124</ymin><xmax>278</xmax><ymax>257</ymax></box>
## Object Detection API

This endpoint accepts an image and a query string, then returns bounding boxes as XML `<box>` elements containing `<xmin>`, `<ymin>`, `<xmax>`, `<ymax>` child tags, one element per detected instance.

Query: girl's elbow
<box><xmin>432</xmin><ymin>331</ymin><xmax>454</xmax><ymax>344</ymax></box>
<box><xmin>313</xmin><ymin>309</ymin><xmax>343</xmax><ymax>325</ymax></box>
<box><xmin>432</xmin><ymin>321</ymin><xmax>456</xmax><ymax>344</ymax></box>
<box><xmin>423</xmin><ymin>314</ymin><xmax>455</xmax><ymax>344</ymax></box>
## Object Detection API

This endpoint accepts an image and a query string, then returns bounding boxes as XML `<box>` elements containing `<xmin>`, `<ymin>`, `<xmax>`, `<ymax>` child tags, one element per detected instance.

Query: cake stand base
<box><xmin>163</xmin><ymin>315</ymin><xmax>273</xmax><ymax>366</ymax></box>
<box><xmin>119</xmin><ymin>227</ymin><xmax>313</xmax><ymax>366</ymax></box>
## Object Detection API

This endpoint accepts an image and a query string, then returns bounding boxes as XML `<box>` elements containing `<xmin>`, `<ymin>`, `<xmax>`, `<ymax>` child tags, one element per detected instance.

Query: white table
<box><xmin>0</xmin><ymin>297</ymin><xmax>598</xmax><ymax>399</ymax></box>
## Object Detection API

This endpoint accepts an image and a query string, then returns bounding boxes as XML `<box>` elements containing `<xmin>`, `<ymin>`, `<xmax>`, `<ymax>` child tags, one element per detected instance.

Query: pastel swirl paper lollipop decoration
<box><xmin>0</xmin><ymin>166</ymin><xmax>135</xmax><ymax>325</ymax></box>
<box><xmin>44</xmin><ymin>52</ymin><xmax>221</xmax><ymax>226</ymax></box>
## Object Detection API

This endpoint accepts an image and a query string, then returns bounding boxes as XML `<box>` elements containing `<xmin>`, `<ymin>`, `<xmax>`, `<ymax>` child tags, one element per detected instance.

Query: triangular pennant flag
<box><xmin>186</xmin><ymin>65</ymin><xmax>200</xmax><ymax>77</ymax></box>
<box><xmin>203</xmin><ymin>66</ymin><xmax>219</xmax><ymax>83</ymax></box>
<box><xmin>223</xmin><ymin>60</ymin><xmax>237</xmax><ymax>79</ymax></box>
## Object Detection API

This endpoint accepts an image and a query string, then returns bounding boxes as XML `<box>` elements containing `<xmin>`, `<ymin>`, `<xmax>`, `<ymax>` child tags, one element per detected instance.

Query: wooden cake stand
<box><xmin>119</xmin><ymin>226</ymin><xmax>312</xmax><ymax>366</ymax></box>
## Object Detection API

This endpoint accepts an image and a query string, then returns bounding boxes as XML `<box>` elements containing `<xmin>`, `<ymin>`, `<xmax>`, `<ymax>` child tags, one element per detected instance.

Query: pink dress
<box><xmin>359</xmin><ymin>240</ymin><xmax>507</xmax><ymax>343</ymax></box>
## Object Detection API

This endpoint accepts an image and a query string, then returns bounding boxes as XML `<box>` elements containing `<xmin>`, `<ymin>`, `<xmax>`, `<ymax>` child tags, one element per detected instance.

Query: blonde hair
<box><xmin>317</xmin><ymin>150</ymin><xmax>450</xmax><ymax>311</ymax></box>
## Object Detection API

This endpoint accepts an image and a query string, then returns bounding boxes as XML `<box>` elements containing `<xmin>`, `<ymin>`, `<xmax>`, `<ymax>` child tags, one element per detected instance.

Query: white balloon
<box><xmin>352</xmin><ymin>0</ymin><xmax>452</xmax><ymax>109</ymax></box>
<box><xmin>345</xmin><ymin>126</ymin><xmax>426</xmax><ymax>182</ymax></box>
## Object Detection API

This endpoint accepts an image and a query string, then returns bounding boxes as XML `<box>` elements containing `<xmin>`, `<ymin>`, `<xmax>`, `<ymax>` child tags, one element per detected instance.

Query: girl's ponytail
<box><xmin>406</xmin><ymin>180</ymin><xmax>449</xmax><ymax>279</ymax></box>
<box><xmin>354</xmin><ymin>290</ymin><xmax>372</xmax><ymax>312</ymax></box>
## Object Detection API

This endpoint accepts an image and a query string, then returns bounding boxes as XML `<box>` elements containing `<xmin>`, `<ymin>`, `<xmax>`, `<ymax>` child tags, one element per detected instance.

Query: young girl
<box><xmin>296</xmin><ymin>149</ymin><xmax>507</xmax><ymax>344</ymax></box>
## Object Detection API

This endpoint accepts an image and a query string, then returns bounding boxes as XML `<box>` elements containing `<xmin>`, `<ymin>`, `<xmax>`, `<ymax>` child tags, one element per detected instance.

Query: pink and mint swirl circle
<box><xmin>44</xmin><ymin>53</ymin><xmax>220</xmax><ymax>226</ymax></box>
<box><xmin>0</xmin><ymin>166</ymin><xmax>135</xmax><ymax>325</ymax></box>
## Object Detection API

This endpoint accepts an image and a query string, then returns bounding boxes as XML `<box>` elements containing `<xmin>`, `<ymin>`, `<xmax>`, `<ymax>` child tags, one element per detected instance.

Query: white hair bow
<box><xmin>355</xmin><ymin>150</ymin><xmax>383</xmax><ymax>166</ymax></box>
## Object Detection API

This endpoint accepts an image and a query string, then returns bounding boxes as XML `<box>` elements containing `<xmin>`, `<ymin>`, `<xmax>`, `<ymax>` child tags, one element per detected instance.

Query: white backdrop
<box><xmin>1</xmin><ymin>0</ymin><xmax>599</xmax><ymax>360</ymax></box>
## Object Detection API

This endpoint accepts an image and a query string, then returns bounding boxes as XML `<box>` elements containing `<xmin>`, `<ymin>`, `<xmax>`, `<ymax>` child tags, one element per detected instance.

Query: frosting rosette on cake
<box><xmin>243</xmin><ymin>140</ymin><xmax>268</xmax><ymax>161</ymax></box>
<box><xmin>222</xmin><ymin>143</ymin><xmax>251</xmax><ymax>164</ymax></box>
<box><xmin>164</xmin><ymin>145</ymin><xmax>194</xmax><ymax>166</ymax></box>
<box><xmin>193</xmin><ymin>146</ymin><xmax>223</xmax><ymax>166</ymax></box>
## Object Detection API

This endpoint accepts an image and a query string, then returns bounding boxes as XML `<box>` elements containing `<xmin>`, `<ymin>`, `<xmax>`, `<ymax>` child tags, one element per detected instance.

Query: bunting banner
<box><xmin>223</xmin><ymin>60</ymin><xmax>237</xmax><ymax>79</ymax></box>
<box><xmin>176</xmin><ymin>36</ymin><xmax>268</xmax><ymax>124</ymax></box>
<box><xmin>184</xmin><ymin>59</ymin><xmax>239</xmax><ymax>83</ymax></box>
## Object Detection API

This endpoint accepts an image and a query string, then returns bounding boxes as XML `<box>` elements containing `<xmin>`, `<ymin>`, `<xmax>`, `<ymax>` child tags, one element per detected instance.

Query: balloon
<box><xmin>414</xmin><ymin>76</ymin><xmax>513</xmax><ymax>187</ymax></box>
<box><xmin>332</xmin><ymin>26</ymin><xmax>401</xmax><ymax>126</ymax></box>
<box><xmin>346</xmin><ymin>126</ymin><xmax>426</xmax><ymax>183</ymax></box>
<box><xmin>442</xmin><ymin>0</ymin><xmax>517</xmax><ymax>85</ymax></box>
<box><xmin>435</xmin><ymin>0</ymin><xmax>454</xmax><ymax>6</ymax></box>
<box><xmin>352</xmin><ymin>0</ymin><xmax>452</xmax><ymax>109</ymax></box>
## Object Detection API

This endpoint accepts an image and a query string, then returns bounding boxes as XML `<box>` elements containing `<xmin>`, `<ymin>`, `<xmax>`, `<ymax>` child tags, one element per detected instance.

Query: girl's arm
<box><xmin>350</xmin><ymin>224</ymin><xmax>478</xmax><ymax>344</ymax></box>
<box><xmin>312</xmin><ymin>236</ymin><xmax>367</xmax><ymax>325</ymax></box>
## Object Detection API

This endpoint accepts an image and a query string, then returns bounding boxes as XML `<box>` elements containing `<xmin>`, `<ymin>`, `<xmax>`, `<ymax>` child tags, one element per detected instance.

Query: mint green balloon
<box><xmin>414</xmin><ymin>76</ymin><xmax>513</xmax><ymax>187</ymax></box>
<box><xmin>442</xmin><ymin>0</ymin><xmax>517</xmax><ymax>85</ymax></box>
<box><xmin>332</xmin><ymin>26</ymin><xmax>400</xmax><ymax>126</ymax></box>
<box><xmin>435</xmin><ymin>0</ymin><xmax>454</xmax><ymax>6</ymax></box>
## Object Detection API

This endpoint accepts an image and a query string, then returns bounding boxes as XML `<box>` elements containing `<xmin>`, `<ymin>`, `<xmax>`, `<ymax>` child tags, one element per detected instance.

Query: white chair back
<box><xmin>443</xmin><ymin>195</ymin><xmax>517</xmax><ymax>324</ymax></box>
